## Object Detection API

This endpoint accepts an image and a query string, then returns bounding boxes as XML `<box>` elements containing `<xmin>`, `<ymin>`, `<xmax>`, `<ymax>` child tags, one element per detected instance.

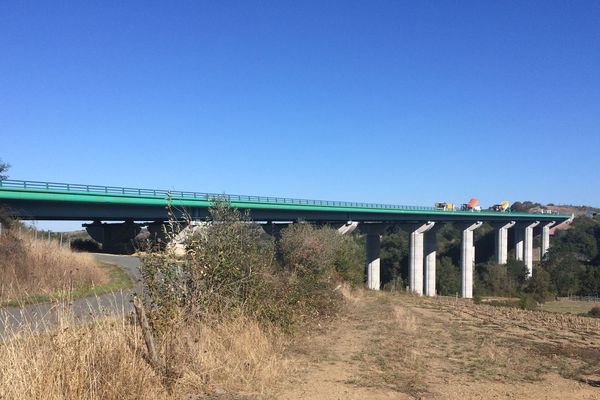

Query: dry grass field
<box><xmin>0</xmin><ymin>231</ymin><xmax>107</xmax><ymax>304</ymax></box>
<box><xmin>2</xmin><ymin>289</ymin><xmax>600</xmax><ymax>399</ymax></box>
<box><xmin>279</xmin><ymin>290</ymin><xmax>600</xmax><ymax>400</ymax></box>
<box><xmin>0</xmin><ymin>306</ymin><xmax>289</xmax><ymax>400</ymax></box>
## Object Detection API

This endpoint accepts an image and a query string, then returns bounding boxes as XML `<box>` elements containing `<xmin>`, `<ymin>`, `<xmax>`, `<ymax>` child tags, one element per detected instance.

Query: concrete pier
<box><xmin>460</xmin><ymin>221</ymin><xmax>482</xmax><ymax>299</ymax></box>
<box><xmin>494</xmin><ymin>221</ymin><xmax>516</xmax><ymax>264</ymax></box>
<box><xmin>409</xmin><ymin>222</ymin><xmax>435</xmax><ymax>295</ymax></box>
<box><xmin>523</xmin><ymin>221</ymin><xmax>540</xmax><ymax>276</ymax></box>
<box><xmin>366</xmin><ymin>232</ymin><xmax>381</xmax><ymax>290</ymax></box>
<box><xmin>514</xmin><ymin>227</ymin><xmax>524</xmax><ymax>261</ymax></box>
<box><xmin>541</xmin><ymin>221</ymin><xmax>556</xmax><ymax>259</ymax></box>
<box><xmin>361</xmin><ymin>224</ymin><xmax>387</xmax><ymax>290</ymax></box>
<box><xmin>84</xmin><ymin>220</ymin><xmax>141</xmax><ymax>252</ymax></box>
<box><xmin>424</xmin><ymin>228</ymin><xmax>438</xmax><ymax>297</ymax></box>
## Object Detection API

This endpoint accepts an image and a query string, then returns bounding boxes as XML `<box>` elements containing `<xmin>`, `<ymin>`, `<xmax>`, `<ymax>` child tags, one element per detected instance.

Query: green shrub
<box><xmin>70</xmin><ymin>238</ymin><xmax>100</xmax><ymax>252</ymax></box>
<box><xmin>140</xmin><ymin>202</ymin><xmax>360</xmax><ymax>334</ymax></box>
<box><xmin>518</xmin><ymin>294</ymin><xmax>538</xmax><ymax>310</ymax></box>
<box><xmin>587</xmin><ymin>306</ymin><xmax>600</xmax><ymax>318</ymax></box>
<box><xmin>279</xmin><ymin>223</ymin><xmax>364</xmax><ymax>287</ymax></box>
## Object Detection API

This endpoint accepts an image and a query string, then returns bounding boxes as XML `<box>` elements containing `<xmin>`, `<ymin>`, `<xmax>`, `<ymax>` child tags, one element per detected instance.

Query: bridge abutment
<box><xmin>84</xmin><ymin>220</ymin><xmax>141</xmax><ymax>253</ymax></box>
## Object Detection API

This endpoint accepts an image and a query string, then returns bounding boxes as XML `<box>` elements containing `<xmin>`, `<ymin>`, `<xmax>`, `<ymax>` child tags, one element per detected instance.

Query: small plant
<box><xmin>70</xmin><ymin>238</ymin><xmax>100</xmax><ymax>252</ymax></box>
<box><xmin>518</xmin><ymin>294</ymin><xmax>538</xmax><ymax>310</ymax></box>
<box><xmin>587</xmin><ymin>306</ymin><xmax>600</xmax><ymax>318</ymax></box>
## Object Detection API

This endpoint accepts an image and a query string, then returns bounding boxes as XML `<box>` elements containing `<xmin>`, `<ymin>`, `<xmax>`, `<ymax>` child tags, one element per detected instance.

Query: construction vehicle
<box><xmin>434</xmin><ymin>202</ymin><xmax>454</xmax><ymax>211</ymax></box>
<box><xmin>490</xmin><ymin>201</ymin><xmax>510</xmax><ymax>212</ymax></box>
<box><xmin>461</xmin><ymin>198</ymin><xmax>481</xmax><ymax>211</ymax></box>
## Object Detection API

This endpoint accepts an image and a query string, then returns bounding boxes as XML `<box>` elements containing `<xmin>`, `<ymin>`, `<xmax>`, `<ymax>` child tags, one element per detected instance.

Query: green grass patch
<box><xmin>1</xmin><ymin>262</ymin><xmax>132</xmax><ymax>307</ymax></box>
<box><xmin>539</xmin><ymin>300</ymin><xmax>600</xmax><ymax>315</ymax></box>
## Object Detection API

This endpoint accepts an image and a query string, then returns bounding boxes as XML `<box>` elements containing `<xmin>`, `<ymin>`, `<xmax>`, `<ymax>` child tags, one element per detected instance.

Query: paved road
<box><xmin>0</xmin><ymin>254</ymin><xmax>142</xmax><ymax>336</ymax></box>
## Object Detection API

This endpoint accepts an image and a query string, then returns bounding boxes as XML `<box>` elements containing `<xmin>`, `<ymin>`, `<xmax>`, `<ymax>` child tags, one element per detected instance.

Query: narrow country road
<box><xmin>0</xmin><ymin>254</ymin><xmax>142</xmax><ymax>336</ymax></box>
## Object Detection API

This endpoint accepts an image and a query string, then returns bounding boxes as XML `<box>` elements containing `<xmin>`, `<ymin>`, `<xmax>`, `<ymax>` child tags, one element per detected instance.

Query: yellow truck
<box><xmin>434</xmin><ymin>202</ymin><xmax>455</xmax><ymax>211</ymax></box>
<box><xmin>490</xmin><ymin>201</ymin><xmax>510</xmax><ymax>212</ymax></box>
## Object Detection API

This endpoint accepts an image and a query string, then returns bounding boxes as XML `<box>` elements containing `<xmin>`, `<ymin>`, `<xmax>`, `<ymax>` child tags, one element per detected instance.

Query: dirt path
<box><xmin>278</xmin><ymin>291</ymin><xmax>600</xmax><ymax>400</ymax></box>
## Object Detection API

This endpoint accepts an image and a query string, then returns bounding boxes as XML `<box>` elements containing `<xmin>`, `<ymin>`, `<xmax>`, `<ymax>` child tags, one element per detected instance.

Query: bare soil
<box><xmin>278</xmin><ymin>291</ymin><xmax>600</xmax><ymax>399</ymax></box>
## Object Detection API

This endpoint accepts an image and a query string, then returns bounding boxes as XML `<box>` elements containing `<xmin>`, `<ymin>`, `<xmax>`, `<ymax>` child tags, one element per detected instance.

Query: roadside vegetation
<box><xmin>0</xmin><ymin>202</ymin><xmax>365</xmax><ymax>399</ymax></box>
<box><xmin>0</xmin><ymin>227</ymin><xmax>127</xmax><ymax>305</ymax></box>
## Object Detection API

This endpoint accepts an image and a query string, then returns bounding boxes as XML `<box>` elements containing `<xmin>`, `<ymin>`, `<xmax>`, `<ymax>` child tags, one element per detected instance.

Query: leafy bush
<box><xmin>476</xmin><ymin>260</ymin><xmax>528</xmax><ymax>296</ymax></box>
<box><xmin>587</xmin><ymin>306</ymin><xmax>600</xmax><ymax>318</ymax></box>
<box><xmin>141</xmin><ymin>202</ymin><xmax>275</xmax><ymax>331</ymax></box>
<box><xmin>140</xmin><ymin>202</ymin><xmax>361</xmax><ymax>333</ymax></box>
<box><xmin>518</xmin><ymin>294</ymin><xmax>538</xmax><ymax>310</ymax></box>
<box><xmin>436</xmin><ymin>256</ymin><xmax>460</xmax><ymax>295</ymax></box>
<box><xmin>279</xmin><ymin>223</ymin><xmax>364</xmax><ymax>286</ymax></box>
<box><xmin>525</xmin><ymin>265</ymin><xmax>553</xmax><ymax>303</ymax></box>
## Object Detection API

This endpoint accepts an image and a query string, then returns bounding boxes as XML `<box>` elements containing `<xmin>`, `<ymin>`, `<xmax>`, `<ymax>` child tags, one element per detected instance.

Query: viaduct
<box><xmin>0</xmin><ymin>179</ymin><xmax>572</xmax><ymax>299</ymax></box>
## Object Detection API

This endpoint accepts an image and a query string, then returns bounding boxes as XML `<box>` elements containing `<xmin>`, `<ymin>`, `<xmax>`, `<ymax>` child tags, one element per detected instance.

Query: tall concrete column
<box><xmin>494</xmin><ymin>221</ymin><xmax>516</xmax><ymax>264</ymax></box>
<box><xmin>409</xmin><ymin>222</ymin><xmax>435</xmax><ymax>295</ymax></box>
<box><xmin>514</xmin><ymin>227</ymin><xmax>524</xmax><ymax>261</ymax></box>
<box><xmin>361</xmin><ymin>223</ymin><xmax>388</xmax><ymax>290</ymax></box>
<box><xmin>366</xmin><ymin>233</ymin><xmax>381</xmax><ymax>290</ymax></box>
<box><xmin>524</xmin><ymin>221</ymin><xmax>540</xmax><ymax>277</ymax></box>
<box><xmin>460</xmin><ymin>221</ymin><xmax>482</xmax><ymax>299</ymax></box>
<box><xmin>424</xmin><ymin>227</ymin><xmax>438</xmax><ymax>297</ymax></box>
<box><xmin>541</xmin><ymin>221</ymin><xmax>556</xmax><ymax>259</ymax></box>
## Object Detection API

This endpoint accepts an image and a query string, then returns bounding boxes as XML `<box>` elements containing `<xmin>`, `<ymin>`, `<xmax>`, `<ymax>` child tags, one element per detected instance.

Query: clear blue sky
<box><xmin>1</xmin><ymin>1</ymin><xmax>599</xmax><ymax>230</ymax></box>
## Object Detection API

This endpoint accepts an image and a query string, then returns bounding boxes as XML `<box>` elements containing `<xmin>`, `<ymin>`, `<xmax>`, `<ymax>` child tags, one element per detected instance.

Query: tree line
<box><xmin>379</xmin><ymin>215</ymin><xmax>600</xmax><ymax>301</ymax></box>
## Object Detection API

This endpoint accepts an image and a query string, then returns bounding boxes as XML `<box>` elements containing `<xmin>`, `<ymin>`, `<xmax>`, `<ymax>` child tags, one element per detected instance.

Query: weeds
<box><xmin>0</xmin><ymin>230</ymin><xmax>103</xmax><ymax>303</ymax></box>
<box><xmin>0</xmin><ymin>303</ymin><xmax>288</xmax><ymax>399</ymax></box>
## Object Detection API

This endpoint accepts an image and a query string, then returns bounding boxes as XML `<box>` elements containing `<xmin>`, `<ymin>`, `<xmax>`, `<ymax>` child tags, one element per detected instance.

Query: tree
<box><xmin>552</xmin><ymin>217</ymin><xmax>599</xmax><ymax>261</ymax></box>
<box><xmin>544</xmin><ymin>251</ymin><xmax>583</xmax><ymax>296</ymax></box>
<box><xmin>525</xmin><ymin>265</ymin><xmax>553</xmax><ymax>303</ymax></box>
<box><xmin>476</xmin><ymin>259</ymin><xmax>527</xmax><ymax>296</ymax></box>
<box><xmin>0</xmin><ymin>159</ymin><xmax>9</xmax><ymax>180</ymax></box>
<box><xmin>380</xmin><ymin>226</ymin><xmax>409</xmax><ymax>286</ymax></box>
<box><xmin>436</xmin><ymin>256</ymin><xmax>460</xmax><ymax>295</ymax></box>
<box><xmin>577</xmin><ymin>266</ymin><xmax>600</xmax><ymax>297</ymax></box>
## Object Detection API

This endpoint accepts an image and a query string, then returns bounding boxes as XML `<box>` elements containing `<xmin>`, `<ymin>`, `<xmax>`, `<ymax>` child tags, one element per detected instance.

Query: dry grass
<box><xmin>0</xmin><ymin>305</ymin><xmax>164</xmax><ymax>400</ymax></box>
<box><xmin>0</xmin><ymin>304</ymin><xmax>289</xmax><ymax>400</ymax></box>
<box><xmin>0</xmin><ymin>232</ymin><xmax>103</xmax><ymax>302</ymax></box>
<box><xmin>171</xmin><ymin>316</ymin><xmax>289</xmax><ymax>397</ymax></box>
<box><xmin>347</xmin><ymin>297</ymin><xmax>427</xmax><ymax>397</ymax></box>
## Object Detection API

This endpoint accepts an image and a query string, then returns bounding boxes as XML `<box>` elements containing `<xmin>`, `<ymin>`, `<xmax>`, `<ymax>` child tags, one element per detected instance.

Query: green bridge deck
<box><xmin>0</xmin><ymin>179</ymin><xmax>572</xmax><ymax>222</ymax></box>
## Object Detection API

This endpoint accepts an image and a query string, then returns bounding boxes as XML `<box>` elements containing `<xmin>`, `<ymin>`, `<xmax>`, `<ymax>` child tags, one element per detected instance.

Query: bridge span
<box><xmin>0</xmin><ymin>179</ymin><xmax>572</xmax><ymax>299</ymax></box>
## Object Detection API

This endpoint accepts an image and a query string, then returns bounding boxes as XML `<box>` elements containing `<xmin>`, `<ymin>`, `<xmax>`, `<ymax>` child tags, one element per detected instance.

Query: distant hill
<box><xmin>511</xmin><ymin>201</ymin><xmax>599</xmax><ymax>217</ymax></box>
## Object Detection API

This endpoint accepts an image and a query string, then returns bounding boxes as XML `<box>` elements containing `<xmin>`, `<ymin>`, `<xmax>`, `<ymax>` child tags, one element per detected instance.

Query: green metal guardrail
<box><xmin>0</xmin><ymin>179</ymin><xmax>437</xmax><ymax>211</ymax></box>
<box><xmin>0</xmin><ymin>179</ymin><xmax>568</xmax><ymax>217</ymax></box>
